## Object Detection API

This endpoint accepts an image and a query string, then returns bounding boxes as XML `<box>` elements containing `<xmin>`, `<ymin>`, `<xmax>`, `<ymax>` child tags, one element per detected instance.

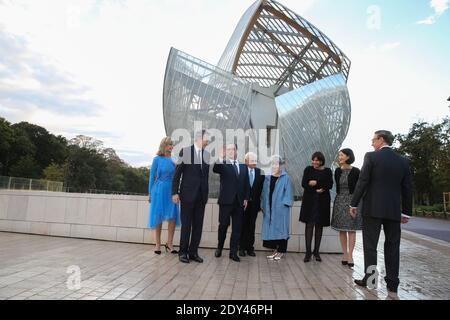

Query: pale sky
<box><xmin>0</xmin><ymin>0</ymin><xmax>449</xmax><ymax>169</ymax></box>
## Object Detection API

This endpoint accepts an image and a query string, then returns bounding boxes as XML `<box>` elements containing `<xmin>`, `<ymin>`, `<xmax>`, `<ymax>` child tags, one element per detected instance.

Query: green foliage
<box><xmin>395</xmin><ymin>116</ymin><xmax>450</xmax><ymax>206</ymax></box>
<box><xmin>9</xmin><ymin>155</ymin><xmax>41</xmax><ymax>179</ymax></box>
<box><xmin>43</xmin><ymin>163</ymin><xmax>66</xmax><ymax>182</ymax></box>
<box><xmin>415</xmin><ymin>204</ymin><xmax>445</xmax><ymax>213</ymax></box>
<box><xmin>0</xmin><ymin>118</ymin><xmax>149</xmax><ymax>194</ymax></box>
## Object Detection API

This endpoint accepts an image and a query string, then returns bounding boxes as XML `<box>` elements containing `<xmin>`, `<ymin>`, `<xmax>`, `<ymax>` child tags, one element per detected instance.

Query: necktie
<box><xmin>233</xmin><ymin>161</ymin><xmax>239</xmax><ymax>176</ymax></box>
<box><xmin>249</xmin><ymin>169</ymin><xmax>254</xmax><ymax>187</ymax></box>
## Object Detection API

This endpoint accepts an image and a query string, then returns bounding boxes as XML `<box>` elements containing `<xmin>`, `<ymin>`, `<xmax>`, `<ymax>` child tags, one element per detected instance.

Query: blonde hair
<box><xmin>157</xmin><ymin>137</ymin><xmax>173</xmax><ymax>156</ymax></box>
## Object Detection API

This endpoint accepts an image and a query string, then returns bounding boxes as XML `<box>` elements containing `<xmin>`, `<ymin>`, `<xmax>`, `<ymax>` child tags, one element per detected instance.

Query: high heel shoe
<box><xmin>348</xmin><ymin>261</ymin><xmax>354</xmax><ymax>268</ymax></box>
<box><xmin>313</xmin><ymin>252</ymin><xmax>322</xmax><ymax>262</ymax></box>
<box><xmin>304</xmin><ymin>252</ymin><xmax>312</xmax><ymax>263</ymax></box>
<box><xmin>165</xmin><ymin>244</ymin><xmax>178</xmax><ymax>254</ymax></box>
<box><xmin>342</xmin><ymin>261</ymin><xmax>348</xmax><ymax>265</ymax></box>
<box><xmin>154</xmin><ymin>249</ymin><xmax>161</xmax><ymax>255</ymax></box>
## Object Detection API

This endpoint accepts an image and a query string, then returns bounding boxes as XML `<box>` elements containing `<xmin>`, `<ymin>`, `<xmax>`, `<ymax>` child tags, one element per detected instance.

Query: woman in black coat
<box><xmin>299</xmin><ymin>152</ymin><xmax>333</xmax><ymax>262</ymax></box>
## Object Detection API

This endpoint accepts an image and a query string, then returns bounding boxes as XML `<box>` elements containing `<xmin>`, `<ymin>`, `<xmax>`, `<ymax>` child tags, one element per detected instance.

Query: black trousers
<box><xmin>263</xmin><ymin>240</ymin><xmax>288</xmax><ymax>253</ymax></box>
<box><xmin>362</xmin><ymin>216</ymin><xmax>401</xmax><ymax>289</ymax></box>
<box><xmin>239</xmin><ymin>200</ymin><xmax>259</xmax><ymax>252</ymax></box>
<box><xmin>218</xmin><ymin>197</ymin><xmax>244</xmax><ymax>256</ymax></box>
<box><xmin>179</xmin><ymin>192</ymin><xmax>206</xmax><ymax>257</ymax></box>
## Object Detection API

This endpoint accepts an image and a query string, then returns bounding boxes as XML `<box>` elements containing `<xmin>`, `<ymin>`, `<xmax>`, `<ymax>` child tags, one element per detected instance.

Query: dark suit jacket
<box><xmin>351</xmin><ymin>147</ymin><xmax>413</xmax><ymax>221</ymax></box>
<box><xmin>213</xmin><ymin>160</ymin><xmax>250</xmax><ymax>206</ymax></box>
<box><xmin>172</xmin><ymin>145</ymin><xmax>210</xmax><ymax>204</ymax></box>
<box><xmin>248</xmin><ymin>167</ymin><xmax>264</xmax><ymax>208</ymax></box>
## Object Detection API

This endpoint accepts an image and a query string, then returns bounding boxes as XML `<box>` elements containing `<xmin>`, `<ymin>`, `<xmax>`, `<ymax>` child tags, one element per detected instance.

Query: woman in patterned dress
<box><xmin>148</xmin><ymin>137</ymin><xmax>180</xmax><ymax>255</ymax></box>
<box><xmin>331</xmin><ymin>149</ymin><xmax>362</xmax><ymax>268</ymax></box>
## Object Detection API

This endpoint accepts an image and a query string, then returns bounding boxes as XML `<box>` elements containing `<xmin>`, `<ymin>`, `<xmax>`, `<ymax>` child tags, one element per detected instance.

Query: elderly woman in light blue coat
<box><xmin>261</xmin><ymin>155</ymin><xmax>294</xmax><ymax>260</ymax></box>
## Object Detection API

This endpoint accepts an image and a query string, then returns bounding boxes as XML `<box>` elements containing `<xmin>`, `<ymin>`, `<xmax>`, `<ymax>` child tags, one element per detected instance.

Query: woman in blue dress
<box><xmin>148</xmin><ymin>137</ymin><xmax>180</xmax><ymax>255</ymax></box>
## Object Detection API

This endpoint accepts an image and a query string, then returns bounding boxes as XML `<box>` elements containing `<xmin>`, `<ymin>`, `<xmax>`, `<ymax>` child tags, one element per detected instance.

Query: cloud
<box><xmin>0</xmin><ymin>29</ymin><xmax>102</xmax><ymax>119</ymax></box>
<box><xmin>417</xmin><ymin>0</ymin><xmax>449</xmax><ymax>24</ymax></box>
<box><xmin>380</xmin><ymin>42</ymin><xmax>401</xmax><ymax>52</ymax></box>
<box><xmin>367</xmin><ymin>42</ymin><xmax>401</xmax><ymax>53</ymax></box>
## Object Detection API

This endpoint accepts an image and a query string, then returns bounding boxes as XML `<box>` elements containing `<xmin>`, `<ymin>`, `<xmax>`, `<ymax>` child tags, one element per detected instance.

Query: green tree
<box><xmin>43</xmin><ymin>163</ymin><xmax>66</xmax><ymax>181</ymax></box>
<box><xmin>0</xmin><ymin>117</ymin><xmax>15</xmax><ymax>175</ymax></box>
<box><xmin>9</xmin><ymin>155</ymin><xmax>41</xmax><ymax>179</ymax></box>
<box><xmin>396</xmin><ymin>116</ymin><xmax>450</xmax><ymax>205</ymax></box>
<box><xmin>12</xmin><ymin>122</ymin><xmax>68</xmax><ymax>173</ymax></box>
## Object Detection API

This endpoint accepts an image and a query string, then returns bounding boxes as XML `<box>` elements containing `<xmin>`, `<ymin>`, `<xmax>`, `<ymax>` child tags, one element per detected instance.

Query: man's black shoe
<box><xmin>229</xmin><ymin>254</ymin><xmax>240</xmax><ymax>262</ymax></box>
<box><xmin>354</xmin><ymin>279</ymin><xmax>367</xmax><ymax>287</ymax></box>
<box><xmin>247</xmin><ymin>250</ymin><xmax>256</xmax><ymax>257</ymax></box>
<box><xmin>179</xmin><ymin>254</ymin><xmax>189</xmax><ymax>264</ymax></box>
<box><xmin>215</xmin><ymin>249</ymin><xmax>222</xmax><ymax>258</ymax></box>
<box><xmin>238</xmin><ymin>249</ymin><xmax>246</xmax><ymax>257</ymax></box>
<box><xmin>189</xmin><ymin>254</ymin><xmax>204</xmax><ymax>263</ymax></box>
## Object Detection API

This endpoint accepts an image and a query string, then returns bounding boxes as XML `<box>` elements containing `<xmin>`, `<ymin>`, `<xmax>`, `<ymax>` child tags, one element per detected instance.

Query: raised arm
<box><xmin>213</xmin><ymin>159</ymin><xmax>225</xmax><ymax>174</ymax></box>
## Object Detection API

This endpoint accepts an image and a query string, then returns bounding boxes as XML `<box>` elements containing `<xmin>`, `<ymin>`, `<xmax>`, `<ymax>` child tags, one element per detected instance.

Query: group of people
<box><xmin>147</xmin><ymin>129</ymin><xmax>413</xmax><ymax>295</ymax></box>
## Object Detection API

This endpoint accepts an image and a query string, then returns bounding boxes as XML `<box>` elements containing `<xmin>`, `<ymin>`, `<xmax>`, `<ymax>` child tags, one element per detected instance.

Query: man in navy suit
<box><xmin>213</xmin><ymin>144</ymin><xmax>250</xmax><ymax>262</ymax></box>
<box><xmin>239</xmin><ymin>152</ymin><xmax>265</xmax><ymax>257</ymax></box>
<box><xmin>350</xmin><ymin>130</ymin><xmax>413</xmax><ymax>296</ymax></box>
<box><xmin>172</xmin><ymin>130</ymin><xmax>210</xmax><ymax>264</ymax></box>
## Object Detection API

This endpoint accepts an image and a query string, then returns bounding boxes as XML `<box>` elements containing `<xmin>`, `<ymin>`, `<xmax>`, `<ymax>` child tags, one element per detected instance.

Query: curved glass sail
<box><xmin>163</xmin><ymin>1</ymin><xmax>352</xmax><ymax>197</ymax></box>
<box><xmin>275</xmin><ymin>73</ymin><xmax>351</xmax><ymax>195</ymax></box>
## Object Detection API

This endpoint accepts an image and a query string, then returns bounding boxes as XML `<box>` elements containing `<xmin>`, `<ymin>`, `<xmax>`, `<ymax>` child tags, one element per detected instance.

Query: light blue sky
<box><xmin>0</xmin><ymin>0</ymin><xmax>448</xmax><ymax>168</ymax></box>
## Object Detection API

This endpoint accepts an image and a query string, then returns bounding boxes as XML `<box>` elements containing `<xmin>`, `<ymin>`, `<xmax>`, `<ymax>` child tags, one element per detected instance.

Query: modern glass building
<box><xmin>163</xmin><ymin>0</ymin><xmax>351</xmax><ymax>197</ymax></box>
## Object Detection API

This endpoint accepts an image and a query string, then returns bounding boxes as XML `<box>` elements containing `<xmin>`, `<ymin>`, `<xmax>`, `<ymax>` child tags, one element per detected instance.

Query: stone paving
<box><xmin>0</xmin><ymin>230</ymin><xmax>449</xmax><ymax>300</ymax></box>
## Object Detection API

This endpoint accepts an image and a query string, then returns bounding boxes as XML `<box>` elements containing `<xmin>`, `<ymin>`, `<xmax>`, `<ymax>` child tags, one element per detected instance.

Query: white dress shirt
<box><xmin>194</xmin><ymin>144</ymin><xmax>202</xmax><ymax>166</ymax></box>
<box><xmin>232</xmin><ymin>159</ymin><xmax>240</xmax><ymax>175</ymax></box>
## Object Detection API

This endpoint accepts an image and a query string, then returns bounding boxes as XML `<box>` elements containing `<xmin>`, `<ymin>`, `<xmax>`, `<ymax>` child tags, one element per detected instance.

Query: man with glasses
<box><xmin>350</xmin><ymin>130</ymin><xmax>413</xmax><ymax>297</ymax></box>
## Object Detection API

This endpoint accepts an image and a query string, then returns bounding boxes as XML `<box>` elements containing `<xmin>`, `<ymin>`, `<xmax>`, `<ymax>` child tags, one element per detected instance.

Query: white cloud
<box><xmin>431</xmin><ymin>0</ymin><xmax>450</xmax><ymax>15</ymax></box>
<box><xmin>367</xmin><ymin>41</ymin><xmax>401</xmax><ymax>53</ymax></box>
<box><xmin>417</xmin><ymin>0</ymin><xmax>449</xmax><ymax>24</ymax></box>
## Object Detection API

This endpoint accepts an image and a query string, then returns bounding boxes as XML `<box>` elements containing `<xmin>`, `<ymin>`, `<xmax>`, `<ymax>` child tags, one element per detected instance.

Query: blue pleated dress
<box><xmin>148</xmin><ymin>156</ymin><xmax>180</xmax><ymax>229</ymax></box>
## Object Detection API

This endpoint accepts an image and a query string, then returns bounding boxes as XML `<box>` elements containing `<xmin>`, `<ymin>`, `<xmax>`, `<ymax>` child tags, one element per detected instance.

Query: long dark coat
<box><xmin>299</xmin><ymin>166</ymin><xmax>333</xmax><ymax>227</ymax></box>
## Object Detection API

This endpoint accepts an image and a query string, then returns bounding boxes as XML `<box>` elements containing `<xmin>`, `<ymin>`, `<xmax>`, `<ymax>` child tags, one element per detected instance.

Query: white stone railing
<box><xmin>0</xmin><ymin>190</ymin><xmax>341</xmax><ymax>253</ymax></box>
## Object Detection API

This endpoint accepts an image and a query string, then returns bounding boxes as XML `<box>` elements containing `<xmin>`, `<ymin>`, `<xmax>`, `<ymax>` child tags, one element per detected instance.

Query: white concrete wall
<box><xmin>0</xmin><ymin>190</ymin><xmax>342</xmax><ymax>253</ymax></box>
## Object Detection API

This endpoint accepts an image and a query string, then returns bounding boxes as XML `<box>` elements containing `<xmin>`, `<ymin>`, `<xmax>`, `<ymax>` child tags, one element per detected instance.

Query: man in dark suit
<box><xmin>350</xmin><ymin>130</ymin><xmax>413</xmax><ymax>295</ymax></box>
<box><xmin>172</xmin><ymin>130</ymin><xmax>210</xmax><ymax>264</ymax></box>
<box><xmin>239</xmin><ymin>152</ymin><xmax>264</xmax><ymax>257</ymax></box>
<box><xmin>213</xmin><ymin>144</ymin><xmax>250</xmax><ymax>262</ymax></box>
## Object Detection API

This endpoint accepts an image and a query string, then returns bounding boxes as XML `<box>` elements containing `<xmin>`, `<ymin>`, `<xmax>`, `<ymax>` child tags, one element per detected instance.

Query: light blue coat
<box><xmin>260</xmin><ymin>170</ymin><xmax>294</xmax><ymax>241</ymax></box>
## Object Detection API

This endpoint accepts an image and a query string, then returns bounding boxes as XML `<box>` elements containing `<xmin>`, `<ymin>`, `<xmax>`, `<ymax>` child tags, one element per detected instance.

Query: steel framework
<box><xmin>163</xmin><ymin>0</ymin><xmax>352</xmax><ymax>197</ymax></box>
